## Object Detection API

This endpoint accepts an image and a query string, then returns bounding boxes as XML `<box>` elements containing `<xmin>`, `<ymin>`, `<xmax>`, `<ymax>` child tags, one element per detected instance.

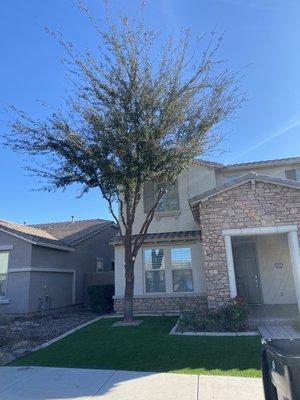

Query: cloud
<box><xmin>228</xmin><ymin>119</ymin><xmax>300</xmax><ymax>163</ymax></box>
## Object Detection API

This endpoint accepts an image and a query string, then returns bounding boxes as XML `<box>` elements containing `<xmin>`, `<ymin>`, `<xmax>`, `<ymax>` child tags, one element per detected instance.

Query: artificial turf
<box><xmin>11</xmin><ymin>316</ymin><xmax>262</xmax><ymax>377</ymax></box>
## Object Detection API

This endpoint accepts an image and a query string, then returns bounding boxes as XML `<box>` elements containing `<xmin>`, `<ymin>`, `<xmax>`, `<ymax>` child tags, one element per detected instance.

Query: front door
<box><xmin>232</xmin><ymin>241</ymin><xmax>262</xmax><ymax>304</ymax></box>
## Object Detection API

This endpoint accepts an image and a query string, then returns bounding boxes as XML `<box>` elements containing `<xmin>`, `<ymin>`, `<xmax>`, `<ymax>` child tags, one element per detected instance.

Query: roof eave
<box><xmin>0</xmin><ymin>228</ymin><xmax>74</xmax><ymax>251</ymax></box>
<box><xmin>69</xmin><ymin>222</ymin><xmax>118</xmax><ymax>245</ymax></box>
<box><xmin>188</xmin><ymin>173</ymin><xmax>300</xmax><ymax>211</ymax></box>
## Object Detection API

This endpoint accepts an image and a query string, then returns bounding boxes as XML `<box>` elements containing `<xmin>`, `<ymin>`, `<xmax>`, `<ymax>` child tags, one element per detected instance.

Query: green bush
<box><xmin>87</xmin><ymin>284</ymin><xmax>115</xmax><ymax>314</ymax></box>
<box><xmin>219</xmin><ymin>297</ymin><xmax>249</xmax><ymax>332</ymax></box>
<box><xmin>178</xmin><ymin>297</ymin><xmax>248</xmax><ymax>333</ymax></box>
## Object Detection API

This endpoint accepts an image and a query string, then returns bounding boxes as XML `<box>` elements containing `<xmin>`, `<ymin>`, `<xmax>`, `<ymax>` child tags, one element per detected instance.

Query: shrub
<box><xmin>177</xmin><ymin>297</ymin><xmax>248</xmax><ymax>333</ymax></box>
<box><xmin>87</xmin><ymin>284</ymin><xmax>114</xmax><ymax>314</ymax></box>
<box><xmin>219</xmin><ymin>297</ymin><xmax>249</xmax><ymax>332</ymax></box>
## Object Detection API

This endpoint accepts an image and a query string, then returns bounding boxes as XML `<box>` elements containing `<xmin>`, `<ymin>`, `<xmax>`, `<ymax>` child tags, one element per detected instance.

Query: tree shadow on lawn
<box><xmin>10</xmin><ymin>316</ymin><xmax>262</xmax><ymax>378</ymax></box>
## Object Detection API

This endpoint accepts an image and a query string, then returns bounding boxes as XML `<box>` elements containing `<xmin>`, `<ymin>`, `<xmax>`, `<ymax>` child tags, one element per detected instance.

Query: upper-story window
<box><xmin>0</xmin><ymin>251</ymin><xmax>9</xmax><ymax>298</ymax></box>
<box><xmin>285</xmin><ymin>169</ymin><xmax>300</xmax><ymax>181</ymax></box>
<box><xmin>143</xmin><ymin>180</ymin><xmax>179</xmax><ymax>213</ymax></box>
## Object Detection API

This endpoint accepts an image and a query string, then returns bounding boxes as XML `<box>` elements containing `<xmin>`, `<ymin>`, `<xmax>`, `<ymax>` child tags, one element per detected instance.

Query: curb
<box><xmin>32</xmin><ymin>316</ymin><xmax>104</xmax><ymax>352</ymax></box>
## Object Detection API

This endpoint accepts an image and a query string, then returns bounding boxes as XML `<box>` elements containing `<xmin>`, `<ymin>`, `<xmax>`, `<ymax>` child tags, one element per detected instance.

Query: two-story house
<box><xmin>113</xmin><ymin>156</ymin><xmax>300</xmax><ymax>315</ymax></box>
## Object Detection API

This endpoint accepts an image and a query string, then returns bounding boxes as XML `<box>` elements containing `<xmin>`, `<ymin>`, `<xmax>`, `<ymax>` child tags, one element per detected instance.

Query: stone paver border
<box><xmin>169</xmin><ymin>318</ymin><xmax>259</xmax><ymax>336</ymax></box>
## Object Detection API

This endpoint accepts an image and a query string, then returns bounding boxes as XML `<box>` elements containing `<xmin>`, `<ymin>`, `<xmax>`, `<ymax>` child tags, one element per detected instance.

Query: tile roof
<box><xmin>33</xmin><ymin>219</ymin><xmax>116</xmax><ymax>245</ymax></box>
<box><xmin>0</xmin><ymin>218</ymin><xmax>115</xmax><ymax>250</ymax></box>
<box><xmin>192</xmin><ymin>159</ymin><xmax>224</xmax><ymax>168</ymax></box>
<box><xmin>112</xmin><ymin>230</ymin><xmax>201</xmax><ymax>244</ymax></box>
<box><xmin>189</xmin><ymin>172</ymin><xmax>300</xmax><ymax>221</ymax></box>
<box><xmin>0</xmin><ymin>219</ymin><xmax>62</xmax><ymax>244</ymax></box>
<box><xmin>219</xmin><ymin>156</ymin><xmax>300</xmax><ymax>171</ymax></box>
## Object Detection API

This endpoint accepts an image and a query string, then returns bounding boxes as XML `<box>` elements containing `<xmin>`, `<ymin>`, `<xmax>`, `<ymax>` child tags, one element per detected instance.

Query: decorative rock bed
<box><xmin>0</xmin><ymin>306</ymin><xmax>98</xmax><ymax>365</ymax></box>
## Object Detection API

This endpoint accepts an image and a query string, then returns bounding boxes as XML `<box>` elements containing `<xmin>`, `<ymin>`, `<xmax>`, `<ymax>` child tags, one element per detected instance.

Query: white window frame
<box><xmin>169</xmin><ymin>247</ymin><xmax>194</xmax><ymax>293</ymax></box>
<box><xmin>0</xmin><ymin>250</ymin><xmax>10</xmax><ymax>299</ymax></box>
<box><xmin>143</xmin><ymin>247</ymin><xmax>166</xmax><ymax>294</ymax></box>
<box><xmin>143</xmin><ymin>245</ymin><xmax>195</xmax><ymax>294</ymax></box>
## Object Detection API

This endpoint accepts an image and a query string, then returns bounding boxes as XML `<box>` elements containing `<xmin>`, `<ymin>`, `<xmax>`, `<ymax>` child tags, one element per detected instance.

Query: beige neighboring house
<box><xmin>113</xmin><ymin>156</ymin><xmax>300</xmax><ymax>315</ymax></box>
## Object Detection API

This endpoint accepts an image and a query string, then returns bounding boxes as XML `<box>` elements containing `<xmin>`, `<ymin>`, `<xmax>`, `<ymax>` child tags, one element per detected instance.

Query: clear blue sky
<box><xmin>1</xmin><ymin>0</ymin><xmax>300</xmax><ymax>224</ymax></box>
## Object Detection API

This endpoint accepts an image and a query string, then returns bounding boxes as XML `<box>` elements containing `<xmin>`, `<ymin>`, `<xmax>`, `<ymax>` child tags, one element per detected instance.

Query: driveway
<box><xmin>0</xmin><ymin>366</ymin><xmax>264</xmax><ymax>400</ymax></box>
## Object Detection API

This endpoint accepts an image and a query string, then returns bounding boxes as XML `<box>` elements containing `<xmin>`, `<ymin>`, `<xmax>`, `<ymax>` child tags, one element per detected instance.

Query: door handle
<box><xmin>254</xmin><ymin>274</ymin><xmax>259</xmax><ymax>288</ymax></box>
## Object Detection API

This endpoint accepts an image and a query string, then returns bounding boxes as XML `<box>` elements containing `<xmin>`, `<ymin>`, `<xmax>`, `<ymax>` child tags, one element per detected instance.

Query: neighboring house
<box><xmin>0</xmin><ymin>219</ymin><xmax>117</xmax><ymax>314</ymax></box>
<box><xmin>113</xmin><ymin>156</ymin><xmax>300</xmax><ymax>314</ymax></box>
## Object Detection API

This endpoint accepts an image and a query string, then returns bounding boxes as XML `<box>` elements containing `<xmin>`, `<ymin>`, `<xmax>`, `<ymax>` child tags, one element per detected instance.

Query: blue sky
<box><xmin>1</xmin><ymin>0</ymin><xmax>300</xmax><ymax>224</ymax></box>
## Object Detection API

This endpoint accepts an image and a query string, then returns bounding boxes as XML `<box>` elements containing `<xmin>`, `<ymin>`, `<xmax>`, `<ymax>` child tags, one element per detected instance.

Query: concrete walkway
<box><xmin>258</xmin><ymin>324</ymin><xmax>300</xmax><ymax>339</ymax></box>
<box><xmin>0</xmin><ymin>366</ymin><xmax>263</xmax><ymax>400</ymax></box>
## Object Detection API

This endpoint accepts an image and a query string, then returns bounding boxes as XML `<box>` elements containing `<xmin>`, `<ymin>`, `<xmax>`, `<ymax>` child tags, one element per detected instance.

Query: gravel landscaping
<box><xmin>0</xmin><ymin>306</ymin><xmax>98</xmax><ymax>365</ymax></box>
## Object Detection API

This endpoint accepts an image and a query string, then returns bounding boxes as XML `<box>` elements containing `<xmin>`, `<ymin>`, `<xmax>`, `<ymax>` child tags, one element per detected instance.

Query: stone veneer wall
<box><xmin>199</xmin><ymin>181</ymin><xmax>300</xmax><ymax>308</ymax></box>
<box><xmin>114</xmin><ymin>295</ymin><xmax>207</xmax><ymax>314</ymax></box>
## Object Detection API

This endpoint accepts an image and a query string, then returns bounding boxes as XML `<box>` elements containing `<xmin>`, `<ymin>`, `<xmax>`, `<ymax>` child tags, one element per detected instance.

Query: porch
<box><xmin>223</xmin><ymin>226</ymin><xmax>300</xmax><ymax>313</ymax></box>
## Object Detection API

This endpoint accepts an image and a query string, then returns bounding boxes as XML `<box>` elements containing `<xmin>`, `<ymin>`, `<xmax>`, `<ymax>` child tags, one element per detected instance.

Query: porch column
<box><xmin>224</xmin><ymin>235</ymin><xmax>237</xmax><ymax>298</ymax></box>
<box><xmin>288</xmin><ymin>231</ymin><xmax>300</xmax><ymax>312</ymax></box>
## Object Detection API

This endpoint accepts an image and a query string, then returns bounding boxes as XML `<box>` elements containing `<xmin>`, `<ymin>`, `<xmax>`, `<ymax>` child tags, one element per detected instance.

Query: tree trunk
<box><xmin>123</xmin><ymin>255</ymin><xmax>135</xmax><ymax>322</ymax></box>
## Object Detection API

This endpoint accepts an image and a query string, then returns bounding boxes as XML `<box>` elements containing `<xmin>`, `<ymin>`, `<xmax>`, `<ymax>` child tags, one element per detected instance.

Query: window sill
<box><xmin>0</xmin><ymin>298</ymin><xmax>10</xmax><ymax>305</ymax></box>
<box><xmin>154</xmin><ymin>211</ymin><xmax>181</xmax><ymax>220</ymax></box>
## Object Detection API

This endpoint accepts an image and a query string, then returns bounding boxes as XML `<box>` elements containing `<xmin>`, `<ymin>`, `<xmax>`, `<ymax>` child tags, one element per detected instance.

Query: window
<box><xmin>171</xmin><ymin>248</ymin><xmax>194</xmax><ymax>292</ymax></box>
<box><xmin>96</xmin><ymin>258</ymin><xmax>104</xmax><ymax>272</ymax></box>
<box><xmin>0</xmin><ymin>251</ymin><xmax>9</xmax><ymax>298</ymax></box>
<box><xmin>143</xmin><ymin>180</ymin><xmax>179</xmax><ymax>213</ymax></box>
<box><xmin>144</xmin><ymin>248</ymin><xmax>166</xmax><ymax>293</ymax></box>
<box><xmin>285</xmin><ymin>169</ymin><xmax>300</xmax><ymax>181</ymax></box>
<box><xmin>156</xmin><ymin>181</ymin><xmax>179</xmax><ymax>212</ymax></box>
<box><xmin>144</xmin><ymin>246</ymin><xmax>194</xmax><ymax>294</ymax></box>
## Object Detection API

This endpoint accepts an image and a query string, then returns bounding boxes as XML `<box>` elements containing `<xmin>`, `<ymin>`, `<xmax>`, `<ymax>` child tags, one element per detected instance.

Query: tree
<box><xmin>3</xmin><ymin>5</ymin><xmax>243</xmax><ymax>322</ymax></box>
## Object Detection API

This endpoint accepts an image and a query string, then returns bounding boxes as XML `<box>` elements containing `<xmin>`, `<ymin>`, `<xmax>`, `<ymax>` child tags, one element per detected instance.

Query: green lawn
<box><xmin>11</xmin><ymin>316</ymin><xmax>262</xmax><ymax>377</ymax></box>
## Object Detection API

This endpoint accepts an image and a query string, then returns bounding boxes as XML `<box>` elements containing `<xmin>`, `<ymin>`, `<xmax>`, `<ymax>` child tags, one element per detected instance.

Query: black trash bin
<box><xmin>262</xmin><ymin>338</ymin><xmax>300</xmax><ymax>400</ymax></box>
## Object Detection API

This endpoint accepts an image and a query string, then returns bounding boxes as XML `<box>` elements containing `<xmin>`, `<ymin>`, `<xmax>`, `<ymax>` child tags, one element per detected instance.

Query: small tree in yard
<box><xmin>3</xmin><ymin>6</ymin><xmax>243</xmax><ymax>322</ymax></box>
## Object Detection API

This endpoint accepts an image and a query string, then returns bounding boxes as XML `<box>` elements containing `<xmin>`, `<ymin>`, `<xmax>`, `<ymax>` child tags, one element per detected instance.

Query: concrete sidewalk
<box><xmin>0</xmin><ymin>366</ymin><xmax>264</xmax><ymax>400</ymax></box>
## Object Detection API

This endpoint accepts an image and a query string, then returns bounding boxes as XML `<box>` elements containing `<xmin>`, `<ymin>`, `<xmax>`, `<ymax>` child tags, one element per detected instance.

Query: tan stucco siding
<box><xmin>132</xmin><ymin>164</ymin><xmax>216</xmax><ymax>235</ymax></box>
<box><xmin>114</xmin><ymin>240</ymin><xmax>207</xmax><ymax>298</ymax></box>
<box><xmin>256</xmin><ymin>234</ymin><xmax>297</xmax><ymax>304</ymax></box>
<box><xmin>216</xmin><ymin>163</ymin><xmax>300</xmax><ymax>186</ymax></box>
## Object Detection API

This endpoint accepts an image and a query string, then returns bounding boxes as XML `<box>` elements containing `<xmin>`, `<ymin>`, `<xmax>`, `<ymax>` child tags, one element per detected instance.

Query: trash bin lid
<box><xmin>262</xmin><ymin>338</ymin><xmax>300</xmax><ymax>358</ymax></box>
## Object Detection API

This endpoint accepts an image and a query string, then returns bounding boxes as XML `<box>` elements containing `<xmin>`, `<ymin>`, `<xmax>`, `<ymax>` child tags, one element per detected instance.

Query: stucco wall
<box><xmin>69</xmin><ymin>226</ymin><xmax>117</xmax><ymax>304</ymax></box>
<box><xmin>28</xmin><ymin>271</ymin><xmax>73</xmax><ymax>313</ymax></box>
<box><xmin>198</xmin><ymin>180</ymin><xmax>300</xmax><ymax>307</ymax></box>
<box><xmin>0</xmin><ymin>225</ymin><xmax>116</xmax><ymax>314</ymax></box>
<box><xmin>256</xmin><ymin>234</ymin><xmax>297</xmax><ymax>304</ymax></box>
<box><xmin>0</xmin><ymin>231</ymin><xmax>32</xmax><ymax>314</ymax></box>
<box><xmin>216</xmin><ymin>163</ymin><xmax>300</xmax><ymax>186</ymax></box>
<box><xmin>30</xmin><ymin>226</ymin><xmax>117</xmax><ymax>306</ymax></box>
<box><xmin>132</xmin><ymin>164</ymin><xmax>216</xmax><ymax>235</ymax></box>
<box><xmin>114</xmin><ymin>240</ymin><xmax>207</xmax><ymax>304</ymax></box>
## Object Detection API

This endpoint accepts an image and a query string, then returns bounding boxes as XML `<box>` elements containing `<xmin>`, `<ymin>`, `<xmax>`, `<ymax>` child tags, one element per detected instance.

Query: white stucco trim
<box><xmin>224</xmin><ymin>235</ymin><xmax>237</xmax><ymax>298</ymax></box>
<box><xmin>222</xmin><ymin>225</ymin><xmax>300</xmax><ymax>312</ymax></box>
<box><xmin>0</xmin><ymin>245</ymin><xmax>13</xmax><ymax>251</ymax></box>
<box><xmin>222</xmin><ymin>225</ymin><xmax>298</xmax><ymax>237</ymax></box>
<box><xmin>288</xmin><ymin>231</ymin><xmax>300</xmax><ymax>311</ymax></box>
